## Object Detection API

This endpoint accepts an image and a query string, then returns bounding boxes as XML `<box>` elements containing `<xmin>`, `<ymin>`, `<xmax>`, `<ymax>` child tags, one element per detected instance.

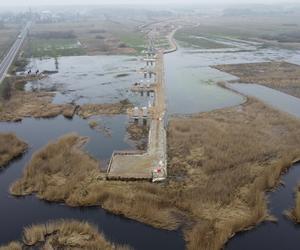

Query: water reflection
<box><xmin>0</xmin><ymin>115</ymin><xmax>184</xmax><ymax>249</ymax></box>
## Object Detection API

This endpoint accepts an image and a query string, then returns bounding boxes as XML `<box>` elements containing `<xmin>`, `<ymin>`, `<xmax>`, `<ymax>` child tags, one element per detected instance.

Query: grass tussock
<box><xmin>78</xmin><ymin>99</ymin><xmax>133</xmax><ymax>119</ymax></box>
<box><xmin>0</xmin><ymin>76</ymin><xmax>78</xmax><ymax>122</ymax></box>
<box><xmin>0</xmin><ymin>242</ymin><xmax>22</xmax><ymax>250</ymax></box>
<box><xmin>10</xmin><ymin>133</ymin><xmax>102</xmax><ymax>202</ymax></box>
<box><xmin>167</xmin><ymin>98</ymin><xmax>300</xmax><ymax>249</ymax></box>
<box><xmin>0</xmin><ymin>133</ymin><xmax>27</xmax><ymax>168</ymax></box>
<box><xmin>10</xmin><ymin>99</ymin><xmax>300</xmax><ymax>249</ymax></box>
<box><xmin>285</xmin><ymin>185</ymin><xmax>300</xmax><ymax>223</ymax></box>
<box><xmin>0</xmin><ymin>220</ymin><xmax>132</xmax><ymax>250</ymax></box>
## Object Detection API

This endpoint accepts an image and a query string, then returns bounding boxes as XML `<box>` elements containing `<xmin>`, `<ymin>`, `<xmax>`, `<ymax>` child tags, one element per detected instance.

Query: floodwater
<box><xmin>0</xmin><ymin>53</ymin><xmax>183</xmax><ymax>249</ymax></box>
<box><xmin>228</xmin><ymin>83</ymin><xmax>300</xmax><ymax>118</ymax></box>
<box><xmin>164</xmin><ymin>49</ymin><xmax>245</xmax><ymax>115</ymax></box>
<box><xmin>164</xmin><ymin>43</ymin><xmax>299</xmax><ymax>115</ymax></box>
<box><xmin>26</xmin><ymin>55</ymin><xmax>154</xmax><ymax>106</ymax></box>
<box><xmin>0</xmin><ymin>115</ymin><xmax>184</xmax><ymax>249</ymax></box>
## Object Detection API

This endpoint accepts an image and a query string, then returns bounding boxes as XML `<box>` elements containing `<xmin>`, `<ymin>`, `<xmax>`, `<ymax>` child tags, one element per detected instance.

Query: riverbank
<box><xmin>0</xmin><ymin>219</ymin><xmax>131</xmax><ymax>250</ymax></box>
<box><xmin>9</xmin><ymin>98</ymin><xmax>300</xmax><ymax>249</ymax></box>
<box><xmin>0</xmin><ymin>133</ymin><xmax>27</xmax><ymax>168</ymax></box>
<box><xmin>214</xmin><ymin>61</ymin><xmax>300</xmax><ymax>98</ymax></box>
<box><xmin>285</xmin><ymin>183</ymin><xmax>300</xmax><ymax>223</ymax></box>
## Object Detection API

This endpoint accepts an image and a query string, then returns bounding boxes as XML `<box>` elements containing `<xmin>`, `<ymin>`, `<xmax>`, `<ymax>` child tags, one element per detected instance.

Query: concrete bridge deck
<box><xmin>107</xmin><ymin>51</ymin><xmax>167</xmax><ymax>182</ymax></box>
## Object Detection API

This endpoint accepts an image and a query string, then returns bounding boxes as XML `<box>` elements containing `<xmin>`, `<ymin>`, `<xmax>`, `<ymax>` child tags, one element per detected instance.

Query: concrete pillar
<box><xmin>143</xmin><ymin>118</ymin><xmax>147</xmax><ymax>126</ymax></box>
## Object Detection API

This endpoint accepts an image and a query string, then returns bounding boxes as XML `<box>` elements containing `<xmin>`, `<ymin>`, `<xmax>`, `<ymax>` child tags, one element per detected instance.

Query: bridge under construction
<box><xmin>107</xmin><ymin>49</ymin><xmax>168</xmax><ymax>182</ymax></box>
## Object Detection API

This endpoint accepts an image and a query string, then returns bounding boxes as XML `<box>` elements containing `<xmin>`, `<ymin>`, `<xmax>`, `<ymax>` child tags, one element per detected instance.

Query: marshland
<box><xmin>0</xmin><ymin>133</ymin><xmax>27</xmax><ymax>168</ymax></box>
<box><xmin>1</xmin><ymin>4</ymin><xmax>300</xmax><ymax>250</ymax></box>
<box><xmin>0</xmin><ymin>219</ymin><xmax>132</xmax><ymax>250</ymax></box>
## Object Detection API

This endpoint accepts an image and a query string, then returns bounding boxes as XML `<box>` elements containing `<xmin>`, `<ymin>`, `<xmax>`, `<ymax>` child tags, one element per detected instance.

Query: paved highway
<box><xmin>0</xmin><ymin>22</ymin><xmax>31</xmax><ymax>84</ymax></box>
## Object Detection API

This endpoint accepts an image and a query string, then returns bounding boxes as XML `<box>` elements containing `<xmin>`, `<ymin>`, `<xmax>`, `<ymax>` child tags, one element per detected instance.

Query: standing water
<box><xmin>0</xmin><ymin>53</ymin><xmax>184</xmax><ymax>249</ymax></box>
<box><xmin>165</xmin><ymin>44</ymin><xmax>300</xmax><ymax>249</ymax></box>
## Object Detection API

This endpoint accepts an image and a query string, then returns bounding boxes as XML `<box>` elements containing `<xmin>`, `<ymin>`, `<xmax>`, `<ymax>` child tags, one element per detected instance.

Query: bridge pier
<box><xmin>108</xmin><ymin>52</ymin><xmax>166</xmax><ymax>182</ymax></box>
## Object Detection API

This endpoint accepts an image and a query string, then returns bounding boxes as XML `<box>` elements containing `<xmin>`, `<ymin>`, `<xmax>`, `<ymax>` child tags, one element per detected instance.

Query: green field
<box><xmin>175</xmin><ymin>28</ymin><xmax>232</xmax><ymax>49</ymax></box>
<box><xmin>25</xmin><ymin>37</ymin><xmax>85</xmax><ymax>58</ymax></box>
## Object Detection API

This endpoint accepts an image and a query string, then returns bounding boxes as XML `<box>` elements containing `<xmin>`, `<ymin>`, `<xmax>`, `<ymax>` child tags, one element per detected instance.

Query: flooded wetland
<box><xmin>1</xmin><ymin>6</ymin><xmax>300</xmax><ymax>250</ymax></box>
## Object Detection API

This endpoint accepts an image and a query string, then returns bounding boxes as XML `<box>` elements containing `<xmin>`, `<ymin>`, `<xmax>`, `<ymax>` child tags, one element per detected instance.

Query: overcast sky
<box><xmin>0</xmin><ymin>0</ymin><xmax>297</xmax><ymax>6</ymax></box>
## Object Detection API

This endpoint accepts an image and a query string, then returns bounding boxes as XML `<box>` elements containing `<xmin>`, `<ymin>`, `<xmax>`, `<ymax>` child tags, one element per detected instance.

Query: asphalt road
<box><xmin>0</xmin><ymin>22</ymin><xmax>31</xmax><ymax>84</ymax></box>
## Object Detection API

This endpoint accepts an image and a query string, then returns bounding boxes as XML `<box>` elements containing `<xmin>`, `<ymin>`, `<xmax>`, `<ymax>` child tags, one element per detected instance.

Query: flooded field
<box><xmin>0</xmin><ymin>115</ymin><xmax>184</xmax><ymax>249</ymax></box>
<box><xmin>164</xmin><ymin>49</ymin><xmax>245</xmax><ymax>115</ymax></box>
<box><xmin>164</xmin><ymin>43</ymin><xmax>299</xmax><ymax>115</ymax></box>
<box><xmin>0</xmin><ymin>53</ymin><xmax>181</xmax><ymax>249</ymax></box>
<box><xmin>26</xmin><ymin>55</ymin><xmax>154</xmax><ymax>106</ymax></box>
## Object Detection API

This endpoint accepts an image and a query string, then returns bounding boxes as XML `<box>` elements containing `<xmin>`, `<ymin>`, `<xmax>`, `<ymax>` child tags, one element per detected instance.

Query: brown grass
<box><xmin>0</xmin><ymin>77</ymin><xmax>76</xmax><ymax>122</ymax></box>
<box><xmin>0</xmin><ymin>133</ymin><xmax>27</xmax><ymax>168</ymax></box>
<box><xmin>285</xmin><ymin>185</ymin><xmax>300</xmax><ymax>223</ymax></box>
<box><xmin>0</xmin><ymin>220</ymin><xmax>132</xmax><ymax>250</ymax></box>
<box><xmin>10</xmin><ymin>99</ymin><xmax>300</xmax><ymax>249</ymax></box>
<box><xmin>78</xmin><ymin>99</ymin><xmax>133</xmax><ymax>119</ymax></box>
<box><xmin>214</xmin><ymin>61</ymin><xmax>300</xmax><ymax>98</ymax></box>
<box><xmin>10</xmin><ymin>133</ymin><xmax>102</xmax><ymax>202</ymax></box>
<box><xmin>0</xmin><ymin>241</ymin><xmax>22</xmax><ymax>250</ymax></box>
<box><xmin>167</xmin><ymin>98</ymin><xmax>300</xmax><ymax>249</ymax></box>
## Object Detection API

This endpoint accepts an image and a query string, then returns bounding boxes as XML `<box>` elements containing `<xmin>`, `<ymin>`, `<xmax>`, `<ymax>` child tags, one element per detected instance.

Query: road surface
<box><xmin>0</xmin><ymin>22</ymin><xmax>31</xmax><ymax>84</ymax></box>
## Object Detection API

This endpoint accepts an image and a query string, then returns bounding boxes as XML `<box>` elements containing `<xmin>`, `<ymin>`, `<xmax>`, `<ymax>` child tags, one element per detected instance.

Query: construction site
<box><xmin>106</xmin><ymin>30</ymin><xmax>176</xmax><ymax>182</ymax></box>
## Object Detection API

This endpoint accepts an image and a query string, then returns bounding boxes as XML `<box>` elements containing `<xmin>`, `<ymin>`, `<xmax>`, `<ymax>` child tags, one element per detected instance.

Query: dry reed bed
<box><xmin>0</xmin><ymin>220</ymin><xmax>131</xmax><ymax>250</ymax></box>
<box><xmin>10</xmin><ymin>99</ymin><xmax>300</xmax><ymax>249</ymax></box>
<box><xmin>77</xmin><ymin>99</ymin><xmax>133</xmax><ymax>119</ymax></box>
<box><xmin>0</xmin><ymin>133</ymin><xmax>27</xmax><ymax>168</ymax></box>
<box><xmin>0</xmin><ymin>79</ymin><xmax>77</xmax><ymax>122</ymax></box>
<box><xmin>214</xmin><ymin>61</ymin><xmax>300</xmax><ymax>98</ymax></box>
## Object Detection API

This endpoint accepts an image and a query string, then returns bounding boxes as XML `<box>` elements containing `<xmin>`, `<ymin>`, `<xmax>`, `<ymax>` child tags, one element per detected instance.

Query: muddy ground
<box><xmin>126</xmin><ymin>123</ymin><xmax>149</xmax><ymax>150</ymax></box>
